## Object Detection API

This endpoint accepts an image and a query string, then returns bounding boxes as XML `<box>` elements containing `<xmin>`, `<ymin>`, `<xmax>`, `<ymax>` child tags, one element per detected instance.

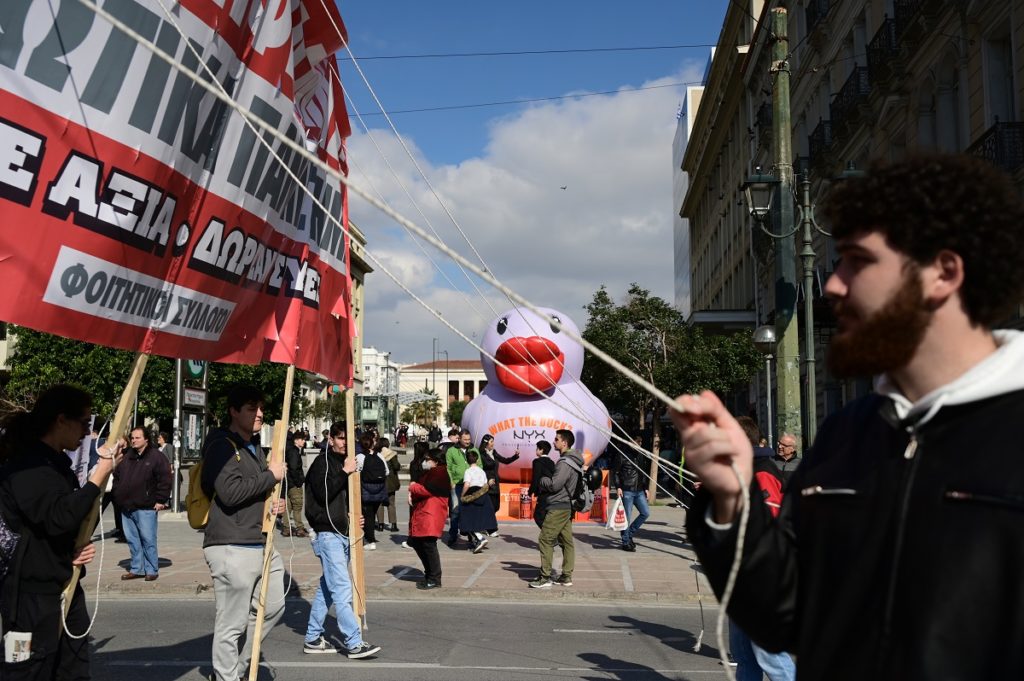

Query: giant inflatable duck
<box><xmin>461</xmin><ymin>307</ymin><xmax>610</xmax><ymax>482</ymax></box>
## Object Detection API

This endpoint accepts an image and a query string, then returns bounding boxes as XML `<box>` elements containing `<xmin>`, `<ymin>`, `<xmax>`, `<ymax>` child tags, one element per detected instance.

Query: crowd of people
<box><xmin>3</xmin><ymin>153</ymin><xmax>1020</xmax><ymax>679</ymax></box>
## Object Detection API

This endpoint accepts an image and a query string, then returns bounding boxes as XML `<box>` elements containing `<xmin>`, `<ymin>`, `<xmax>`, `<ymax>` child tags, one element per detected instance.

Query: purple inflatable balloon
<box><xmin>461</xmin><ymin>307</ymin><xmax>610</xmax><ymax>481</ymax></box>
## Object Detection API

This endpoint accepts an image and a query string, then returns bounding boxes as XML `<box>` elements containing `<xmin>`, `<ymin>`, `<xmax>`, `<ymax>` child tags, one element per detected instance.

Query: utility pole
<box><xmin>770</xmin><ymin>7</ymin><xmax>803</xmax><ymax>447</ymax></box>
<box><xmin>798</xmin><ymin>172</ymin><xmax>818</xmax><ymax>444</ymax></box>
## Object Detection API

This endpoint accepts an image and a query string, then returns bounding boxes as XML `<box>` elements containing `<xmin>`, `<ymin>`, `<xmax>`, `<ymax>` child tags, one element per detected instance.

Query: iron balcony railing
<box><xmin>968</xmin><ymin>121</ymin><xmax>1024</xmax><ymax>174</ymax></box>
<box><xmin>808</xmin><ymin>120</ymin><xmax>833</xmax><ymax>168</ymax></box>
<box><xmin>866</xmin><ymin>18</ymin><xmax>899</xmax><ymax>81</ymax></box>
<box><xmin>830</xmin><ymin>67</ymin><xmax>871</xmax><ymax>133</ymax></box>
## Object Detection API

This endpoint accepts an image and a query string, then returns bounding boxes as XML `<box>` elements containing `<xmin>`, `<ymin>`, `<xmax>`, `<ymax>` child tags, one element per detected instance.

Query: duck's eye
<box><xmin>496</xmin><ymin>317</ymin><xmax>508</xmax><ymax>335</ymax></box>
<box><xmin>549</xmin><ymin>315</ymin><xmax>561</xmax><ymax>334</ymax></box>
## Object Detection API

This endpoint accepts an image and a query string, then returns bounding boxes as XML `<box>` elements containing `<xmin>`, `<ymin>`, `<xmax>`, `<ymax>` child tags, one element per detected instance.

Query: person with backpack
<box><xmin>529</xmin><ymin>429</ymin><xmax>583</xmax><ymax>589</ymax></box>
<box><xmin>359</xmin><ymin>435</ymin><xmax>388</xmax><ymax>551</ymax></box>
<box><xmin>0</xmin><ymin>385</ymin><xmax>124</xmax><ymax>681</ymax></box>
<box><xmin>199</xmin><ymin>385</ymin><xmax>286</xmax><ymax>681</ymax></box>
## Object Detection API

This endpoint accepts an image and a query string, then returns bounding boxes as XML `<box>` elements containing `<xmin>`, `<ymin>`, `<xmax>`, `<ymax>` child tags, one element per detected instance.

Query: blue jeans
<box><xmin>730</xmin><ymin>619</ymin><xmax>796</xmax><ymax>681</ymax></box>
<box><xmin>122</xmin><ymin>508</ymin><xmax>159</xmax><ymax>576</ymax></box>
<box><xmin>448</xmin><ymin>482</ymin><xmax>464</xmax><ymax>539</ymax></box>
<box><xmin>619</xmin><ymin>490</ymin><xmax>650</xmax><ymax>545</ymax></box>
<box><xmin>305</xmin><ymin>532</ymin><xmax>363</xmax><ymax>649</ymax></box>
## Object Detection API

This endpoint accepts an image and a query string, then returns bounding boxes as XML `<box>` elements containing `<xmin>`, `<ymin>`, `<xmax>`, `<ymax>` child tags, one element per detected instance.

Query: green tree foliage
<box><xmin>581</xmin><ymin>284</ymin><xmax>762</xmax><ymax>445</ymax></box>
<box><xmin>5</xmin><ymin>327</ymin><xmax>307</xmax><ymax>428</ymax></box>
<box><xmin>401</xmin><ymin>389</ymin><xmax>441</xmax><ymax>426</ymax></box>
<box><xmin>446</xmin><ymin>399</ymin><xmax>469</xmax><ymax>427</ymax></box>
<box><xmin>5</xmin><ymin>327</ymin><xmax>175</xmax><ymax>423</ymax></box>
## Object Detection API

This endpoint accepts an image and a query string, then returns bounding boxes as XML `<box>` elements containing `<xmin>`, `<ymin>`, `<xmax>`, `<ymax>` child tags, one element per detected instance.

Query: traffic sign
<box><xmin>186</xmin><ymin>360</ymin><xmax>206</xmax><ymax>378</ymax></box>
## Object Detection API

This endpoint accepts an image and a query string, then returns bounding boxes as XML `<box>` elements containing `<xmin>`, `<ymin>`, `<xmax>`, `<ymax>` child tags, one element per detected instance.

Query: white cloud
<box><xmin>347</xmin><ymin>64</ymin><xmax>706</xmax><ymax>365</ymax></box>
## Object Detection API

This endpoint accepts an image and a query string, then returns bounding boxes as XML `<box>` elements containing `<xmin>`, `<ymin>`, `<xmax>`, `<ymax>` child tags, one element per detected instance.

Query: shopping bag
<box><xmin>606</xmin><ymin>497</ymin><xmax>629</xmax><ymax>531</ymax></box>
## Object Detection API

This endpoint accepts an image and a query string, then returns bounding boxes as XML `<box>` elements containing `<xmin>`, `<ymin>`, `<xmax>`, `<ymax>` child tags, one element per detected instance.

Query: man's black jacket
<box><xmin>687</xmin><ymin>390</ymin><xmax>1024</xmax><ymax>680</ymax></box>
<box><xmin>304</xmin><ymin>450</ymin><xmax>351</xmax><ymax>534</ymax></box>
<box><xmin>610</xmin><ymin>443</ymin><xmax>645</xmax><ymax>491</ymax></box>
<box><xmin>285</xmin><ymin>443</ymin><xmax>305</xmax><ymax>490</ymax></box>
<box><xmin>112</xmin><ymin>443</ymin><xmax>172</xmax><ymax>511</ymax></box>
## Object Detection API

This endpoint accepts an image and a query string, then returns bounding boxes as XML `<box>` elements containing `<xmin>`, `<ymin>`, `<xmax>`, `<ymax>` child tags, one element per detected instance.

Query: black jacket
<box><xmin>688</xmin><ymin>390</ymin><xmax>1024</xmax><ymax>680</ymax></box>
<box><xmin>285</xmin><ymin>443</ymin><xmax>305</xmax><ymax>489</ymax></box>
<box><xmin>200</xmin><ymin>428</ymin><xmax>277</xmax><ymax>548</ymax></box>
<box><xmin>304</xmin><ymin>450</ymin><xmax>351</xmax><ymax>534</ymax></box>
<box><xmin>112</xmin><ymin>443</ymin><xmax>172</xmax><ymax>511</ymax></box>
<box><xmin>0</xmin><ymin>441</ymin><xmax>101</xmax><ymax>595</ymax></box>
<box><xmin>610</xmin><ymin>443</ymin><xmax>645</xmax><ymax>491</ymax></box>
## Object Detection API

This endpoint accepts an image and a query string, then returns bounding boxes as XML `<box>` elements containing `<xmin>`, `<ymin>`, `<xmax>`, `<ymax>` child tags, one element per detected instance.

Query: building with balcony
<box><xmin>680</xmin><ymin>0</ymin><xmax>1024</xmax><ymax>439</ymax></box>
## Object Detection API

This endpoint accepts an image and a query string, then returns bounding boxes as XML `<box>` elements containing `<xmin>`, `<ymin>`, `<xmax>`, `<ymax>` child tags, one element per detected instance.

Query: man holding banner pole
<box><xmin>200</xmin><ymin>385</ymin><xmax>286</xmax><ymax>681</ymax></box>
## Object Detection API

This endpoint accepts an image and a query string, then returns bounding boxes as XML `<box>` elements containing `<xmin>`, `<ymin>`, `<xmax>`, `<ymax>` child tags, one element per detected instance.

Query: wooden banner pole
<box><xmin>346</xmin><ymin>389</ymin><xmax>367</xmax><ymax>627</ymax></box>
<box><xmin>63</xmin><ymin>352</ymin><xmax>149</xmax><ymax>616</ymax></box>
<box><xmin>247</xmin><ymin>364</ymin><xmax>295</xmax><ymax>681</ymax></box>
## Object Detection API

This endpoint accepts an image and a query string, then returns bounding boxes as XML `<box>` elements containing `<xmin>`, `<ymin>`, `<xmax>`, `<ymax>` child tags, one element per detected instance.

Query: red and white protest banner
<box><xmin>0</xmin><ymin>0</ymin><xmax>353</xmax><ymax>383</ymax></box>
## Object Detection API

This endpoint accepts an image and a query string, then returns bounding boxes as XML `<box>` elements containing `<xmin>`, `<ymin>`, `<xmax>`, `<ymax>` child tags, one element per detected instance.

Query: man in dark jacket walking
<box><xmin>302</xmin><ymin>421</ymin><xmax>381</xmax><ymax>659</ymax></box>
<box><xmin>610</xmin><ymin>432</ymin><xmax>649</xmax><ymax>552</ymax></box>
<box><xmin>113</xmin><ymin>426</ymin><xmax>172</xmax><ymax>581</ymax></box>
<box><xmin>676</xmin><ymin>154</ymin><xmax>1024</xmax><ymax>679</ymax></box>
<box><xmin>282</xmin><ymin>430</ymin><xmax>308</xmax><ymax>537</ymax></box>
<box><xmin>200</xmin><ymin>385</ymin><xmax>286</xmax><ymax>681</ymax></box>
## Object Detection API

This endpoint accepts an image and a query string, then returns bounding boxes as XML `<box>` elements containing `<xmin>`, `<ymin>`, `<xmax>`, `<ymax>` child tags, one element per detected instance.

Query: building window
<box><xmin>449</xmin><ymin>380</ymin><xmax>458</xmax><ymax>402</ymax></box>
<box><xmin>984</xmin><ymin>30</ymin><xmax>1015</xmax><ymax>124</ymax></box>
<box><xmin>463</xmin><ymin>380</ymin><xmax>475</xmax><ymax>400</ymax></box>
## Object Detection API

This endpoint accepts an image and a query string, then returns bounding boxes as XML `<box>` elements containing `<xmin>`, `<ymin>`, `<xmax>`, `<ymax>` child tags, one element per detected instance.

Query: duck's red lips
<box><xmin>495</xmin><ymin>336</ymin><xmax>565</xmax><ymax>395</ymax></box>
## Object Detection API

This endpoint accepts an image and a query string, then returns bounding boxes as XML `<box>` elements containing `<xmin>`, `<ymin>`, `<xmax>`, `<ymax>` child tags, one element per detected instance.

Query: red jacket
<box><xmin>408</xmin><ymin>465</ymin><xmax>451</xmax><ymax>538</ymax></box>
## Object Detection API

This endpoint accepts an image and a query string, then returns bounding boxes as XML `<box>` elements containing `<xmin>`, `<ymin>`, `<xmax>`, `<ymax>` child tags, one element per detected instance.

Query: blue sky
<box><xmin>333</xmin><ymin>1</ymin><xmax>729</xmax><ymax>363</ymax></box>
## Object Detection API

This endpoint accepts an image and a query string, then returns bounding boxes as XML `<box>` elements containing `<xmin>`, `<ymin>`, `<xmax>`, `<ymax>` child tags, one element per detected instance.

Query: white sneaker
<box><xmin>472</xmin><ymin>537</ymin><xmax>488</xmax><ymax>554</ymax></box>
<box><xmin>487</xmin><ymin>530</ymin><xmax>500</xmax><ymax>537</ymax></box>
<box><xmin>401</xmin><ymin>541</ymin><xmax>411</xmax><ymax>549</ymax></box>
<box><xmin>365</xmin><ymin>542</ymin><xmax>376</xmax><ymax>551</ymax></box>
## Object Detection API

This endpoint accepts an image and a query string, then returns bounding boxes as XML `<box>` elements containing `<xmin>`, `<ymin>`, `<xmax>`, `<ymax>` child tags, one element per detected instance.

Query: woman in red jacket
<box><xmin>407</xmin><ymin>449</ymin><xmax>451</xmax><ymax>590</ymax></box>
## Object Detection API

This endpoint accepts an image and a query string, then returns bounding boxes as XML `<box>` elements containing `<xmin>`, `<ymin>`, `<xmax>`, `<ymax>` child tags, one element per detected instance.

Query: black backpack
<box><xmin>362</xmin><ymin>454</ymin><xmax>387</xmax><ymax>483</ymax></box>
<box><xmin>563</xmin><ymin>458</ymin><xmax>594</xmax><ymax>513</ymax></box>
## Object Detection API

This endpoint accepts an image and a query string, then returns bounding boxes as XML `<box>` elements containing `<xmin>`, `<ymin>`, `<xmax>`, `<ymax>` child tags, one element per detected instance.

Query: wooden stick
<box><xmin>63</xmin><ymin>352</ymin><xmax>149</xmax><ymax>616</ymax></box>
<box><xmin>247</xmin><ymin>364</ymin><xmax>294</xmax><ymax>681</ymax></box>
<box><xmin>346</xmin><ymin>389</ymin><xmax>367</xmax><ymax>626</ymax></box>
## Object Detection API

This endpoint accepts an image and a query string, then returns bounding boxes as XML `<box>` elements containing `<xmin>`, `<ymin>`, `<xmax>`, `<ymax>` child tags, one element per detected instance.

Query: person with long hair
<box><xmin>407</xmin><ymin>448</ymin><xmax>450</xmax><ymax>589</ymax></box>
<box><xmin>477</xmin><ymin>434</ymin><xmax>519</xmax><ymax>535</ymax></box>
<box><xmin>0</xmin><ymin>384</ymin><xmax>124</xmax><ymax>680</ymax></box>
<box><xmin>373</xmin><ymin>438</ymin><xmax>401</xmax><ymax>533</ymax></box>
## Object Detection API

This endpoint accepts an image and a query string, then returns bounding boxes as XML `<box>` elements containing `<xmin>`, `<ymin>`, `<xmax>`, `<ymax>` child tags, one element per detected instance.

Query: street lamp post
<box><xmin>440</xmin><ymin>349</ymin><xmax>449</xmax><ymax>424</ymax></box>
<box><xmin>431</xmin><ymin>337</ymin><xmax>437</xmax><ymax>394</ymax></box>
<box><xmin>753</xmin><ymin>325</ymin><xmax>778</xmax><ymax>447</ymax></box>
<box><xmin>745</xmin><ymin>167</ymin><xmax>833</xmax><ymax>447</ymax></box>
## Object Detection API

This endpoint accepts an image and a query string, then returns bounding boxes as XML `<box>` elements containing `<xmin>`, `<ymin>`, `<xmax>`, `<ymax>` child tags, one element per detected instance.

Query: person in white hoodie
<box><xmin>676</xmin><ymin>153</ymin><xmax>1024</xmax><ymax>680</ymax></box>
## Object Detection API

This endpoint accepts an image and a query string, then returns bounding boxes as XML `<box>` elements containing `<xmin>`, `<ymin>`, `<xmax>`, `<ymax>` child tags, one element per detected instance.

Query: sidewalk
<box><xmin>90</xmin><ymin>501</ymin><xmax>712</xmax><ymax>604</ymax></box>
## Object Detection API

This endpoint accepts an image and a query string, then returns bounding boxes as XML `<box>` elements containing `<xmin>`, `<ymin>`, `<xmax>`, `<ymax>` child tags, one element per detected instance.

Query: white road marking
<box><xmin>620</xmin><ymin>556</ymin><xmax>634</xmax><ymax>592</ymax></box>
<box><xmin>461</xmin><ymin>556</ymin><xmax>496</xmax><ymax>588</ymax></box>
<box><xmin>380</xmin><ymin>566</ymin><xmax>412</xmax><ymax>587</ymax></box>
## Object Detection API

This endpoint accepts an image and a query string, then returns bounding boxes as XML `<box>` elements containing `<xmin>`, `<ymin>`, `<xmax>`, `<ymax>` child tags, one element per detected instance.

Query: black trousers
<box><xmin>362</xmin><ymin>502</ymin><xmax>382</xmax><ymax>543</ymax></box>
<box><xmin>2</xmin><ymin>585</ymin><xmax>90</xmax><ymax>681</ymax></box>
<box><xmin>101</xmin><ymin>492</ymin><xmax>123</xmax><ymax>534</ymax></box>
<box><xmin>408</xmin><ymin>537</ymin><xmax>441</xmax><ymax>583</ymax></box>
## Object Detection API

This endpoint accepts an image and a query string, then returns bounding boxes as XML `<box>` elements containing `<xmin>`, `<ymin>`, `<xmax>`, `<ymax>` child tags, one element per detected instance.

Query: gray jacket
<box><xmin>200</xmin><ymin>428</ymin><xmax>277</xmax><ymax>548</ymax></box>
<box><xmin>539</xmin><ymin>448</ymin><xmax>583</xmax><ymax>509</ymax></box>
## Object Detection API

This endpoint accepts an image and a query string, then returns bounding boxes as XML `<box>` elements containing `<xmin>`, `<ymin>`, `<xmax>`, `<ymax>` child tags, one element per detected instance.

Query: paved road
<box><xmin>91</xmin><ymin>598</ymin><xmax>730</xmax><ymax>681</ymax></box>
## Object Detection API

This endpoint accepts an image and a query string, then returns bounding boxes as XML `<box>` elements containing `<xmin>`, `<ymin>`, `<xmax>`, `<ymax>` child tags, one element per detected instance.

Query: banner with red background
<box><xmin>0</xmin><ymin>0</ymin><xmax>353</xmax><ymax>383</ymax></box>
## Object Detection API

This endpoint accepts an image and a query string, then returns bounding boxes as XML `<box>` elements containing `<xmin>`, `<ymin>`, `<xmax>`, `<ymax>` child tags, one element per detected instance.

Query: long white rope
<box><xmin>716</xmin><ymin>463</ymin><xmax>751</xmax><ymax>681</ymax></box>
<box><xmin>340</xmin><ymin>83</ymin><xmax>489</xmax><ymax>322</ymax></box>
<box><xmin>84</xmin><ymin>0</ymin><xmax>691</xmax><ymax>518</ymax></box>
<box><xmin>335</xmin><ymin>54</ymin><xmax>696</xmax><ymax>499</ymax></box>
<box><xmin>61</xmin><ymin>501</ymin><xmax>104</xmax><ymax>639</ymax></box>
<box><xmin>76</xmin><ymin>0</ymin><xmax>683</xmax><ymax>422</ymax></box>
